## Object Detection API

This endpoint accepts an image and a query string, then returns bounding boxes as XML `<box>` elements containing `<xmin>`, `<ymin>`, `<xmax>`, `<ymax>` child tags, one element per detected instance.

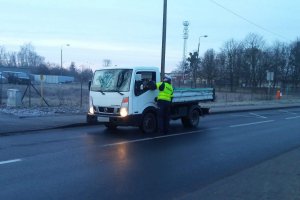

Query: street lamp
<box><xmin>161</xmin><ymin>0</ymin><xmax>167</xmax><ymax>80</ymax></box>
<box><xmin>197</xmin><ymin>35</ymin><xmax>208</xmax><ymax>58</ymax></box>
<box><xmin>61</xmin><ymin>44</ymin><xmax>70</xmax><ymax>76</ymax></box>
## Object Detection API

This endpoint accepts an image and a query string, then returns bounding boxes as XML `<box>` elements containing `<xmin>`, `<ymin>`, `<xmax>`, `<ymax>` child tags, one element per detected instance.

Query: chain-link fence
<box><xmin>0</xmin><ymin>81</ymin><xmax>90</xmax><ymax>110</ymax></box>
<box><xmin>1</xmin><ymin>80</ymin><xmax>300</xmax><ymax>109</ymax></box>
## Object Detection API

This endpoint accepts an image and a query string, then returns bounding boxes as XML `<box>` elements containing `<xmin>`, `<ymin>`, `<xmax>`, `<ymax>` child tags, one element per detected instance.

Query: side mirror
<box><xmin>88</xmin><ymin>80</ymin><xmax>91</xmax><ymax>91</ymax></box>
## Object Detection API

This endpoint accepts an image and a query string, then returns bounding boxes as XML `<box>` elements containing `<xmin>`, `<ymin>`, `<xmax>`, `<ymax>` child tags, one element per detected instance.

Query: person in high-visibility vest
<box><xmin>156</xmin><ymin>75</ymin><xmax>174</xmax><ymax>134</ymax></box>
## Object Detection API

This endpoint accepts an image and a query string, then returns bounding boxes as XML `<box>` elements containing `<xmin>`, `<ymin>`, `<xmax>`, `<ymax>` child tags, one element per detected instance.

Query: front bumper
<box><xmin>87</xmin><ymin>113</ymin><xmax>142</xmax><ymax>127</ymax></box>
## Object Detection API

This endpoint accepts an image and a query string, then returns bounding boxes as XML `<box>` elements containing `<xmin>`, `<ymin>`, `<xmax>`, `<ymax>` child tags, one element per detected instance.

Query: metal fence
<box><xmin>1</xmin><ymin>80</ymin><xmax>299</xmax><ymax>108</ymax></box>
<box><xmin>0</xmin><ymin>81</ymin><xmax>90</xmax><ymax>109</ymax></box>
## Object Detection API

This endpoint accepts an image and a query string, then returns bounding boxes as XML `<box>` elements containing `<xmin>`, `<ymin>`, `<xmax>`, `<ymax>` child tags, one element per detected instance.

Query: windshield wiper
<box><xmin>116</xmin><ymin>90</ymin><xmax>124</xmax><ymax>96</ymax></box>
<box><xmin>106</xmin><ymin>89</ymin><xmax>124</xmax><ymax>95</ymax></box>
<box><xmin>95</xmin><ymin>89</ymin><xmax>105</xmax><ymax>95</ymax></box>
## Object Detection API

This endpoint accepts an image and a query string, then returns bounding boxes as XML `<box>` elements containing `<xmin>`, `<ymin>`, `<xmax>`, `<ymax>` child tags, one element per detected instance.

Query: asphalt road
<box><xmin>1</xmin><ymin>108</ymin><xmax>300</xmax><ymax>200</ymax></box>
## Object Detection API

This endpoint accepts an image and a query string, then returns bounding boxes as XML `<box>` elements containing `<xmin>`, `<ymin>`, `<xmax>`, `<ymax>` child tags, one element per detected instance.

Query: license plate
<box><xmin>98</xmin><ymin>117</ymin><xmax>109</xmax><ymax>122</ymax></box>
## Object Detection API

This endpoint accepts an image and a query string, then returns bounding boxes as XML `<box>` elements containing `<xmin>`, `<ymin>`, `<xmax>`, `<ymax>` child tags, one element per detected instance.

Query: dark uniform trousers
<box><xmin>157</xmin><ymin>99</ymin><xmax>171</xmax><ymax>134</ymax></box>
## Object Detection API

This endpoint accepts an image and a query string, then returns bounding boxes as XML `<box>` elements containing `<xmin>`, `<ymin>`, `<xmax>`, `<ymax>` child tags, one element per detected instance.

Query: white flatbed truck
<box><xmin>87</xmin><ymin>66</ymin><xmax>214</xmax><ymax>133</ymax></box>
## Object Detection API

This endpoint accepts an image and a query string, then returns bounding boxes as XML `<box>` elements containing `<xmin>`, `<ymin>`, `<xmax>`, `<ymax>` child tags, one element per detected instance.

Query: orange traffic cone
<box><xmin>276</xmin><ymin>90</ymin><xmax>281</xmax><ymax>100</ymax></box>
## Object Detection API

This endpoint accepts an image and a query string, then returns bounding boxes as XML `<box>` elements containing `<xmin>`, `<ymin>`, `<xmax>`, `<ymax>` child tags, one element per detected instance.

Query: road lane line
<box><xmin>230</xmin><ymin>114</ymin><xmax>252</xmax><ymax>118</ymax></box>
<box><xmin>249</xmin><ymin>113</ymin><xmax>267</xmax><ymax>119</ymax></box>
<box><xmin>0</xmin><ymin>159</ymin><xmax>22</xmax><ymax>165</ymax></box>
<box><xmin>229</xmin><ymin>120</ymin><xmax>274</xmax><ymax>128</ymax></box>
<box><xmin>100</xmin><ymin>128</ymin><xmax>220</xmax><ymax>148</ymax></box>
<box><xmin>286</xmin><ymin>116</ymin><xmax>300</xmax><ymax>120</ymax></box>
<box><xmin>279</xmin><ymin>110</ymin><xmax>297</xmax><ymax>115</ymax></box>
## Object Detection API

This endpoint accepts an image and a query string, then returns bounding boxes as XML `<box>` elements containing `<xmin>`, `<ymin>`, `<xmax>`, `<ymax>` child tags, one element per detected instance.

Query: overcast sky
<box><xmin>1</xmin><ymin>0</ymin><xmax>299</xmax><ymax>72</ymax></box>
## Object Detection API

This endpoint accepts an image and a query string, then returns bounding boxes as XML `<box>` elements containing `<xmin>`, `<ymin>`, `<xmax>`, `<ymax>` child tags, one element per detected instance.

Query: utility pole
<box><xmin>161</xmin><ymin>0</ymin><xmax>167</xmax><ymax>80</ymax></box>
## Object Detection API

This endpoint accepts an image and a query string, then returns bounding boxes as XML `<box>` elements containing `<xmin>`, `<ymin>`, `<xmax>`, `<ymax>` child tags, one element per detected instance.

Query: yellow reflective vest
<box><xmin>156</xmin><ymin>82</ymin><xmax>174</xmax><ymax>102</ymax></box>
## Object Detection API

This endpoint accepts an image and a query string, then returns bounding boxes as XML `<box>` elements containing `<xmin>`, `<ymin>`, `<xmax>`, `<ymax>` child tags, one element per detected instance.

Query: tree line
<box><xmin>0</xmin><ymin>43</ymin><xmax>93</xmax><ymax>82</ymax></box>
<box><xmin>175</xmin><ymin>33</ymin><xmax>300</xmax><ymax>91</ymax></box>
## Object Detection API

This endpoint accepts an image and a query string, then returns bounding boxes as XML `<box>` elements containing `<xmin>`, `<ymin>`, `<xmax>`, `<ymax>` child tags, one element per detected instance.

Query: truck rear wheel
<box><xmin>140</xmin><ymin>112</ymin><xmax>157</xmax><ymax>134</ymax></box>
<box><xmin>181</xmin><ymin>108</ymin><xmax>200</xmax><ymax>128</ymax></box>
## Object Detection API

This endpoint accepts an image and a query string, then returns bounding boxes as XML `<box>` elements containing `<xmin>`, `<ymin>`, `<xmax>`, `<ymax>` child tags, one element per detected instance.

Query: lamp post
<box><xmin>61</xmin><ymin>44</ymin><xmax>70</xmax><ymax>76</ymax></box>
<box><xmin>161</xmin><ymin>0</ymin><xmax>167</xmax><ymax>80</ymax></box>
<box><xmin>197</xmin><ymin>35</ymin><xmax>208</xmax><ymax>59</ymax></box>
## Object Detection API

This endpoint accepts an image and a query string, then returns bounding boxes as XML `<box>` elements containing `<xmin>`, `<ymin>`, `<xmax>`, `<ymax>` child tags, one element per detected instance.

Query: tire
<box><xmin>140</xmin><ymin>112</ymin><xmax>157</xmax><ymax>134</ymax></box>
<box><xmin>181</xmin><ymin>108</ymin><xmax>200</xmax><ymax>128</ymax></box>
<box><xmin>86</xmin><ymin>115</ymin><xmax>98</xmax><ymax>124</ymax></box>
<box><xmin>104</xmin><ymin>122</ymin><xmax>117</xmax><ymax>129</ymax></box>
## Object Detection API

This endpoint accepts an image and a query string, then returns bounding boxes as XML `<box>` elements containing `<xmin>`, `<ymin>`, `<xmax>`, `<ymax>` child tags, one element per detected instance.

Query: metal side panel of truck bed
<box><xmin>172</xmin><ymin>88</ymin><xmax>215</xmax><ymax>103</ymax></box>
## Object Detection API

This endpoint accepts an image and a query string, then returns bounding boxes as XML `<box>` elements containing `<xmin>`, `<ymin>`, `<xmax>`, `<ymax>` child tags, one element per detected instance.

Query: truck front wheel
<box><xmin>181</xmin><ymin>108</ymin><xmax>200</xmax><ymax>128</ymax></box>
<box><xmin>140</xmin><ymin>112</ymin><xmax>157</xmax><ymax>134</ymax></box>
<box><xmin>87</xmin><ymin>115</ymin><xmax>98</xmax><ymax>125</ymax></box>
<box><xmin>104</xmin><ymin>122</ymin><xmax>117</xmax><ymax>129</ymax></box>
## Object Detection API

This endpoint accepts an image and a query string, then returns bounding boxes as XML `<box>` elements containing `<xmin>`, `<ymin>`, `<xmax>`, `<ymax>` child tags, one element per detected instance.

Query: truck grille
<box><xmin>97</xmin><ymin>107</ymin><xmax>115</xmax><ymax>114</ymax></box>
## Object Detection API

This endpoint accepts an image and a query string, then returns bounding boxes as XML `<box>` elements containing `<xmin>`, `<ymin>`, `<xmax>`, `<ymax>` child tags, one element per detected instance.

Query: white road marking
<box><xmin>279</xmin><ymin>110</ymin><xmax>297</xmax><ymax>115</ymax></box>
<box><xmin>230</xmin><ymin>114</ymin><xmax>253</xmax><ymax>118</ymax></box>
<box><xmin>230</xmin><ymin>120</ymin><xmax>274</xmax><ymax>128</ymax></box>
<box><xmin>249</xmin><ymin>112</ymin><xmax>268</xmax><ymax>119</ymax></box>
<box><xmin>100</xmin><ymin>128</ymin><xmax>220</xmax><ymax>148</ymax></box>
<box><xmin>0</xmin><ymin>128</ymin><xmax>220</xmax><ymax>164</ymax></box>
<box><xmin>0</xmin><ymin>159</ymin><xmax>22</xmax><ymax>165</ymax></box>
<box><xmin>286</xmin><ymin>116</ymin><xmax>300</xmax><ymax>120</ymax></box>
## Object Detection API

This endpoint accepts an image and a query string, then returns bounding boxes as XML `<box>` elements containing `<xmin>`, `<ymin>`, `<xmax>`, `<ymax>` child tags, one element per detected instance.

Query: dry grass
<box><xmin>0</xmin><ymin>82</ymin><xmax>89</xmax><ymax>108</ymax></box>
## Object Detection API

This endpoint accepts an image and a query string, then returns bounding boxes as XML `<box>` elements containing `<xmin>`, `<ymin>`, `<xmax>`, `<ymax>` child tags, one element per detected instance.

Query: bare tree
<box><xmin>8</xmin><ymin>52</ymin><xmax>17</xmax><ymax>67</ymax></box>
<box><xmin>242</xmin><ymin>33</ymin><xmax>266</xmax><ymax>88</ymax></box>
<box><xmin>17</xmin><ymin>43</ymin><xmax>44</xmax><ymax>68</ymax></box>
<box><xmin>214</xmin><ymin>51</ymin><xmax>226</xmax><ymax>87</ymax></box>
<box><xmin>221</xmin><ymin>39</ymin><xmax>244</xmax><ymax>91</ymax></box>
<box><xmin>187</xmin><ymin>52</ymin><xmax>199</xmax><ymax>87</ymax></box>
<box><xmin>0</xmin><ymin>46</ymin><xmax>8</xmax><ymax>67</ymax></box>
<box><xmin>289</xmin><ymin>39</ymin><xmax>300</xmax><ymax>87</ymax></box>
<box><xmin>103</xmin><ymin>59</ymin><xmax>111</xmax><ymax>67</ymax></box>
<box><xmin>202</xmin><ymin>49</ymin><xmax>218</xmax><ymax>87</ymax></box>
<box><xmin>265</xmin><ymin>41</ymin><xmax>290</xmax><ymax>88</ymax></box>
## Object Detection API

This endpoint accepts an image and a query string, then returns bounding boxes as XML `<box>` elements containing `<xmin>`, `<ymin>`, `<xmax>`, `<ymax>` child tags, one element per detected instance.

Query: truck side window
<box><xmin>134</xmin><ymin>71</ymin><xmax>156</xmax><ymax>96</ymax></box>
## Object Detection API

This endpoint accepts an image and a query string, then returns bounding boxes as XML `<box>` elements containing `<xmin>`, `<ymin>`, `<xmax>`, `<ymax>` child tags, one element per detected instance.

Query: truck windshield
<box><xmin>91</xmin><ymin>69</ymin><xmax>132</xmax><ymax>92</ymax></box>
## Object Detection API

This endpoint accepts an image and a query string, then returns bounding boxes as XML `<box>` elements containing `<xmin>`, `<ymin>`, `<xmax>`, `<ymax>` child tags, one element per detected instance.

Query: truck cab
<box><xmin>87</xmin><ymin>66</ymin><xmax>160</xmax><ymax>132</ymax></box>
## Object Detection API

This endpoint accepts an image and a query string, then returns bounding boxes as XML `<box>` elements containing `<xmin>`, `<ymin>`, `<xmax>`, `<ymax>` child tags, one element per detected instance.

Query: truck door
<box><xmin>132</xmin><ymin>71</ymin><xmax>157</xmax><ymax>115</ymax></box>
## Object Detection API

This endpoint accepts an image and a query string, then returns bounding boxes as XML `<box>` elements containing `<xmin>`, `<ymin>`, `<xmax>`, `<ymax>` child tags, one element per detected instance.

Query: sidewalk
<box><xmin>178</xmin><ymin>146</ymin><xmax>300</xmax><ymax>200</ymax></box>
<box><xmin>0</xmin><ymin>113</ymin><xmax>86</xmax><ymax>135</ymax></box>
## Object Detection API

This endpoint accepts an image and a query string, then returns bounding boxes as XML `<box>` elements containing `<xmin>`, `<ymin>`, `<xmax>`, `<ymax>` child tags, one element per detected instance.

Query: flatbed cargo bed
<box><xmin>172</xmin><ymin>88</ymin><xmax>215</xmax><ymax>103</ymax></box>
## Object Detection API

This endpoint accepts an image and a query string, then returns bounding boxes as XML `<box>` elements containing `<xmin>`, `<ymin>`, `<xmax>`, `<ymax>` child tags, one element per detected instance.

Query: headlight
<box><xmin>120</xmin><ymin>97</ymin><xmax>129</xmax><ymax>117</ymax></box>
<box><xmin>89</xmin><ymin>96</ymin><xmax>94</xmax><ymax>114</ymax></box>
<box><xmin>89</xmin><ymin>106</ymin><xmax>95</xmax><ymax>115</ymax></box>
<box><xmin>120</xmin><ymin>107</ymin><xmax>128</xmax><ymax>117</ymax></box>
